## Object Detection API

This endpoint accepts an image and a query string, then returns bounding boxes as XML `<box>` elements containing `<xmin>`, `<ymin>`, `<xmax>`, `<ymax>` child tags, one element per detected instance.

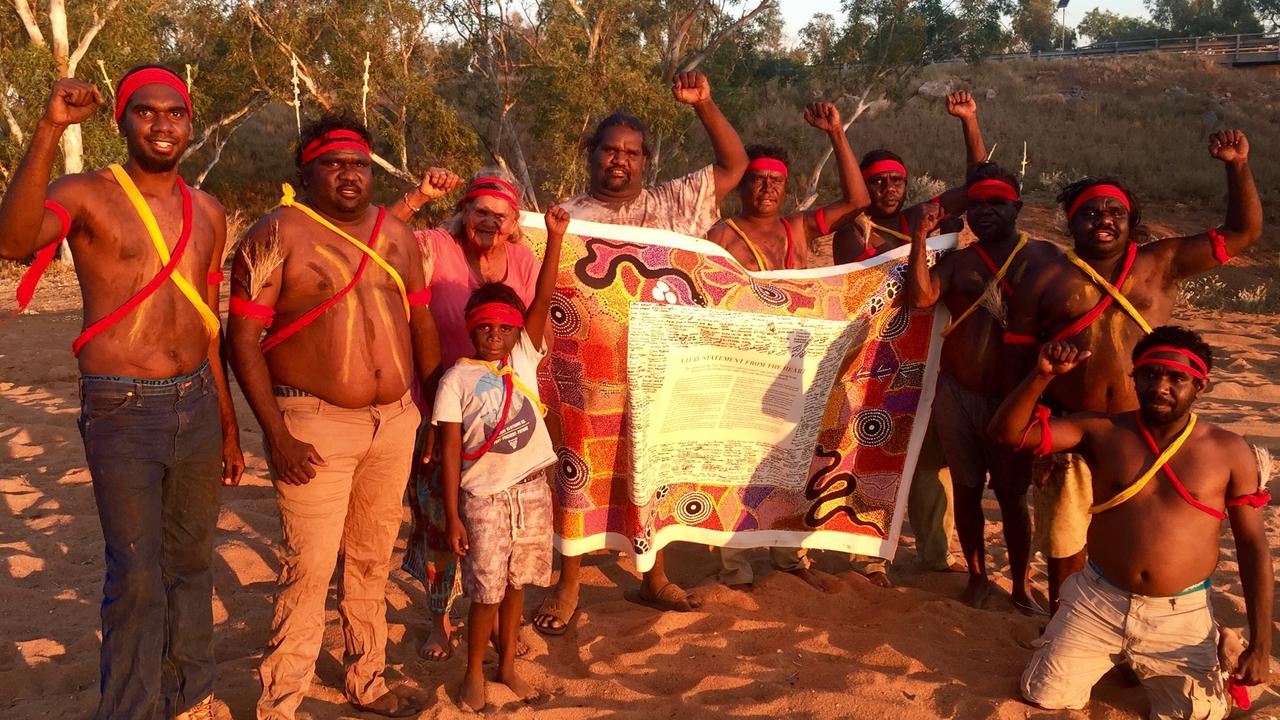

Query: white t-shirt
<box><xmin>433</xmin><ymin>330</ymin><xmax>556</xmax><ymax>496</ymax></box>
<box><xmin>560</xmin><ymin>165</ymin><xmax>719</xmax><ymax>237</ymax></box>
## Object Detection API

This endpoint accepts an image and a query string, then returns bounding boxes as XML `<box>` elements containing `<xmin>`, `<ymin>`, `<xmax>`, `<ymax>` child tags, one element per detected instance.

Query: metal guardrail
<box><xmin>985</xmin><ymin>32</ymin><xmax>1280</xmax><ymax>65</ymax></box>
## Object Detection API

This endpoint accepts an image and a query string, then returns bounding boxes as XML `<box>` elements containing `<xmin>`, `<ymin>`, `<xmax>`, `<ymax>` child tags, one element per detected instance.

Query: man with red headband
<box><xmin>989</xmin><ymin>328</ymin><xmax>1272</xmax><ymax>717</ymax></box>
<box><xmin>706</xmin><ymin>101</ymin><xmax>869</xmax><ymax>272</ymax></box>
<box><xmin>0</xmin><ymin>68</ymin><xmax>243</xmax><ymax>719</ymax></box>
<box><xmin>907</xmin><ymin>163</ymin><xmax>1062</xmax><ymax>613</ymax></box>
<box><xmin>1004</xmin><ymin>130</ymin><xmax>1262</xmax><ymax>613</ymax></box>
<box><xmin>832</xmin><ymin>91</ymin><xmax>988</xmax><ymax>264</ymax></box>
<box><xmin>227</xmin><ymin>113</ymin><xmax>438</xmax><ymax>719</ymax></box>
<box><xmin>533</xmin><ymin>70</ymin><xmax>746</xmax><ymax>632</ymax></box>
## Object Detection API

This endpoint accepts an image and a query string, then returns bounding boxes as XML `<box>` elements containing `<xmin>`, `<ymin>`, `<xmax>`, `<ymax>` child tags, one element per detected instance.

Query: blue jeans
<box><xmin>78</xmin><ymin>360</ymin><xmax>223</xmax><ymax>719</ymax></box>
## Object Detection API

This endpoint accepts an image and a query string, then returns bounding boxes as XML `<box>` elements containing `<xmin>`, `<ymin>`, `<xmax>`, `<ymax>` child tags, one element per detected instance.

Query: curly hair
<box><xmin>1057</xmin><ymin>176</ymin><xmax>1148</xmax><ymax>242</ymax></box>
<box><xmin>294</xmin><ymin>111</ymin><xmax>372</xmax><ymax>168</ymax></box>
<box><xmin>465</xmin><ymin>281</ymin><xmax>526</xmax><ymax>316</ymax></box>
<box><xmin>585</xmin><ymin>112</ymin><xmax>652</xmax><ymax>157</ymax></box>
<box><xmin>1132</xmin><ymin>325</ymin><xmax>1213</xmax><ymax>375</ymax></box>
<box><xmin>966</xmin><ymin>162</ymin><xmax>1021</xmax><ymax>195</ymax></box>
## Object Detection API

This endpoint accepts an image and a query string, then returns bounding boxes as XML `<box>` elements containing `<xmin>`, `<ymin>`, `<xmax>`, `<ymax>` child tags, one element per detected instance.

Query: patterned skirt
<box><xmin>402</xmin><ymin>420</ymin><xmax>462</xmax><ymax>615</ymax></box>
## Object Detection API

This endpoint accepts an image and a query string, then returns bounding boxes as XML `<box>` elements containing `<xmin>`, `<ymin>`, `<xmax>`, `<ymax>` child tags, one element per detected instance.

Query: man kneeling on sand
<box><xmin>990</xmin><ymin>328</ymin><xmax>1272</xmax><ymax>717</ymax></box>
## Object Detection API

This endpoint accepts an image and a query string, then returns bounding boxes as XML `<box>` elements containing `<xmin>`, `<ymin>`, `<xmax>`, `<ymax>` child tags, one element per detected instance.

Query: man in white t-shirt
<box><xmin>535</xmin><ymin>71</ymin><xmax>748</xmax><ymax>634</ymax></box>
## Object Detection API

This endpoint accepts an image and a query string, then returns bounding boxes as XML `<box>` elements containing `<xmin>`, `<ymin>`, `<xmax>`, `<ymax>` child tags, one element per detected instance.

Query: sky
<box><xmin>780</xmin><ymin>1</ymin><xmax>1152</xmax><ymax>45</ymax></box>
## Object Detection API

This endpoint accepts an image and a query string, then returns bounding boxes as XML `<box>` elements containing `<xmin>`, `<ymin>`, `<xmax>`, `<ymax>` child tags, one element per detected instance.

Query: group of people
<box><xmin>0</xmin><ymin>60</ymin><xmax>1271</xmax><ymax>720</ymax></box>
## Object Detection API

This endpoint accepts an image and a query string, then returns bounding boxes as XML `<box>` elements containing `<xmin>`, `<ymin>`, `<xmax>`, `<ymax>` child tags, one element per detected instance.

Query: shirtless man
<box><xmin>990</xmin><ymin>331</ymin><xmax>1272</xmax><ymax>717</ymax></box>
<box><xmin>832</xmin><ymin>91</ymin><xmax>987</xmax><ymax>264</ymax></box>
<box><xmin>0</xmin><ymin>70</ymin><xmax>243</xmax><ymax>719</ymax></box>
<box><xmin>535</xmin><ymin>71</ymin><xmax>746</xmax><ymax>633</ymax></box>
<box><xmin>907</xmin><ymin>164</ymin><xmax>1062</xmax><ymax>612</ymax></box>
<box><xmin>706</xmin><ymin>101</ymin><xmax>870</xmax><ymax>271</ymax></box>
<box><xmin>1005</xmin><ymin>130</ymin><xmax>1261</xmax><ymax>612</ymax></box>
<box><xmin>227</xmin><ymin>114</ymin><xmax>438</xmax><ymax>719</ymax></box>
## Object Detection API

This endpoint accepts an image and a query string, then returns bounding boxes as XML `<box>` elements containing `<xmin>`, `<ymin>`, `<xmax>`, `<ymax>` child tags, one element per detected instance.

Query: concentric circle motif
<box><xmin>556</xmin><ymin>447</ymin><xmax>589</xmax><ymax>493</ymax></box>
<box><xmin>549</xmin><ymin>296</ymin><xmax>582</xmax><ymax>336</ymax></box>
<box><xmin>750</xmin><ymin>280</ymin><xmax>790</xmax><ymax>308</ymax></box>
<box><xmin>854</xmin><ymin>408</ymin><xmax>894</xmax><ymax>447</ymax></box>
<box><xmin>879</xmin><ymin>306</ymin><xmax>911</xmax><ymax>341</ymax></box>
<box><xmin>674</xmin><ymin>490</ymin><xmax>715</xmax><ymax>525</ymax></box>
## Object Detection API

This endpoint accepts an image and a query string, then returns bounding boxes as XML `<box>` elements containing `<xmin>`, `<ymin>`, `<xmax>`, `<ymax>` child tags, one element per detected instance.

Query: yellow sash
<box><xmin>723</xmin><ymin>218</ymin><xmax>770</xmax><ymax>271</ymax></box>
<box><xmin>456</xmin><ymin>357</ymin><xmax>547</xmax><ymax>416</ymax></box>
<box><xmin>870</xmin><ymin>222</ymin><xmax>911</xmax><ymax>243</ymax></box>
<box><xmin>1065</xmin><ymin>248</ymin><xmax>1153</xmax><ymax>334</ymax></box>
<box><xmin>107</xmin><ymin>165</ymin><xmax>221</xmax><ymax>338</ymax></box>
<box><xmin>278</xmin><ymin>184</ymin><xmax>409</xmax><ymax>318</ymax></box>
<box><xmin>941</xmin><ymin>233</ymin><xmax>1027</xmax><ymax>337</ymax></box>
<box><xmin>1090</xmin><ymin>413</ymin><xmax>1197</xmax><ymax>514</ymax></box>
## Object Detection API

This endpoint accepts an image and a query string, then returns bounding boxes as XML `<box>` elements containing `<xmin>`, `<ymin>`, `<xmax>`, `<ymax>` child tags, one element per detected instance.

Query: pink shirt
<box><xmin>416</xmin><ymin>228</ymin><xmax>539</xmax><ymax>371</ymax></box>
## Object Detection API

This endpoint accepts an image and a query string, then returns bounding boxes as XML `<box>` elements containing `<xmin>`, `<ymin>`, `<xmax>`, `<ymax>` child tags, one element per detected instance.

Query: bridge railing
<box><xmin>984</xmin><ymin>32</ymin><xmax>1280</xmax><ymax>64</ymax></box>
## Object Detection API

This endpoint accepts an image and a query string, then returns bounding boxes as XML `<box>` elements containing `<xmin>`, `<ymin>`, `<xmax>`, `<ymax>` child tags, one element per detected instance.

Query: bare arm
<box><xmin>226</xmin><ymin>220</ymin><xmax>325</xmax><ymax>485</ymax></box>
<box><xmin>1168</xmin><ymin>131</ymin><xmax>1262</xmax><ymax>279</ymax></box>
<box><xmin>989</xmin><ymin>342</ymin><xmax>1092</xmax><ymax>451</ymax></box>
<box><xmin>673</xmin><ymin>71</ymin><xmax>747</xmax><ymax>204</ymax></box>
<box><xmin>799</xmin><ymin>102</ymin><xmax>871</xmax><ymax>239</ymax></box>
<box><xmin>387</xmin><ymin>167</ymin><xmax>463</xmax><ymax>224</ymax></box>
<box><xmin>905</xmin><ymin>203</ymin><xmax>946</xmax><ymax>308</ymax></box>
<box><xmin>440</xmin><ymin>421</ymin><xmax>467</xmax><ymax>556</ymax></box>
<box><xmin>200</xmin><ymin>197</ymin><xmax>244</xmax><ymax>486</ymax></box>
<box><xmin>0</xmin><ymin>79</ymin><xmax>103</xmax><ymax>260</ymax></box>
<box><xmin>1226</xmin><ymin>441</ymin><xmax>1273</xmax><ymax>686</ymax></box>
<box><xmin>525</xmin><ymin>205</ymin><xmax>567</xmax><ymax>344</ymax></box>
<box><xmin>945</xmin><ymin>91</ymin><xmax>987</xmax><ymax>168</ymax></box>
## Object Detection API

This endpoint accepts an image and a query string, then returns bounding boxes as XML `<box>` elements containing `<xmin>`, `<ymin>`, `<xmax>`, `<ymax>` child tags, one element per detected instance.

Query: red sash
<box><xmin>72</xmin><ymin>183</ymin><xmax>194</xmax><ymax>356</ymax></box>
<box><xmin>970</xmin><ymin>243</ymin><xmax>1015</xmax><ymax>297</ymax></box>
<box><xmin>1050</xmin><ymin>242</ymin><xmax>1138</xmax><ymax>342</ymax></box>
<box><xmin>260</xmin><ymin>207</ymin><xmax>387</xmax><ymax>353</ymax></box>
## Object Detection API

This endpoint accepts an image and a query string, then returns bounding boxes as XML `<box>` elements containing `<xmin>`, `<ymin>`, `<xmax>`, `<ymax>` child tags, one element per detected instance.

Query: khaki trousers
<box><xmin>257</xmin><ymin>392</ymin><xmax>420</xmax><ymax>720</ymax></box>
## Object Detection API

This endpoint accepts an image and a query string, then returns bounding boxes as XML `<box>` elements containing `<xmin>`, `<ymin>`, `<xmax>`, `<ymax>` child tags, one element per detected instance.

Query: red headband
<box><xmin>862</xmin><ymin>159</ymin><xmax>907</xmax><ymax>181</ymax></box>
<box><xmin>114</xmin><ymin>68</ymin><xmax>192</xmax><ymax>122</ymax></box>
<box><xmin>300</xmin><ymin>129</ymin><xmax>371</xmax><ymax>164</ymax></box>
<box><xmin>747</xmin><ymin>158</ymin><xmax>788</xmax><ymax>178</ymax></box>
<box><xmin>463</xmin><ymin>176</ymin><xmax>520</xmax><ymax>211</ymax></box>
<box><xmin>1135</xmin><ymin>346</ymin><xmax>1208</xmax><ymax>380</ymax></box>
<box><xmin>466</xmin><ymin>302</ymin><xmax>524</xmax><ymax>332</ymax></box>
<box><xmin>1067</xmin><ymin>184</ymin><xmax>1131</xmax><ymax>220</ymax></box>
<box><xmin>967</xmin><ymin>179</ymin><xmax>1020</xmax><ymax>202</ymax></box>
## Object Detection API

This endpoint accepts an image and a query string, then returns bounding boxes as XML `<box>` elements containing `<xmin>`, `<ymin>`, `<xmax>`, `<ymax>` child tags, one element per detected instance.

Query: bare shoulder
<box><xmin>240</xmin><ymin>208</ymin><xmax>290</xmax><ymax>247</ymax></box>
<box><xmin>190</xmin><ymin>188</ymin><xmax>227</xmax><ymax>229</ymax></box>
<box><xmin>47</xmin><ymin>170</ymin><xmax>119</xmax><ymax>212</ymax></box>
<box><xmin>1201</xmin><ymin>420</ymin><xmax>1251</xmax><ymax>456</ymax></box>
<box><xmin>379</xmin><ymin>212</ymin><xmax>416</xmax><ymax>247</ymax></box>
<box><xmin>706</xmin><ymin>222</ymin><xmax>733</xmax><ymax>247</ymax></box>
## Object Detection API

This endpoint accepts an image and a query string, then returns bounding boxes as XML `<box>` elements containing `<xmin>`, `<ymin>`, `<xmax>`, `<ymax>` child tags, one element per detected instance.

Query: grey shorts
<box><xmin>932</xmin><ymin>373</ymin><xmax>1031</xmax><ymax>494</ymax></box>
<box><xmin>460</xmin><ymin>470</ymin><xmax>553</xmax><ymax>605</ymax></box>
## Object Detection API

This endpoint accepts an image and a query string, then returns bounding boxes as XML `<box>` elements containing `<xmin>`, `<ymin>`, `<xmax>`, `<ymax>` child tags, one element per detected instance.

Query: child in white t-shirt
<box><xmin>437</xmin><ymin>205</ymin><xmax>567</xmax><ymax>711</ymax></box>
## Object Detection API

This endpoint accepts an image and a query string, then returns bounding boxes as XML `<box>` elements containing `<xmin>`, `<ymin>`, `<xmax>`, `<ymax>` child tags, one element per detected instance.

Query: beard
<box><xmin>126</xmin><ymin>138</ymin><xmax>182</xmax><ymax>174</ymax></box>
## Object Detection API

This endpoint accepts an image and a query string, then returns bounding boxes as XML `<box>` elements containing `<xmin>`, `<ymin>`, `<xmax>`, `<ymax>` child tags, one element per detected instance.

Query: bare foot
<box><xmin>489</xmin><ymin>626</ymin><xmax>530</xmax><ymax>657</ymax></box>
<box><xmin>959</xmin><ymin>576</ymin><xmax>992</xmax><ymax>609</ymax></box>
<box><xmin>727</xmin><ymin>582</ymin><xmax>754</xmax><ymax>592</ymax></box>
<box><xmin>861</xmin><ymin>570</ymin><xmax>892</xmax><ymax>589</ymax></box>
<box><xmin>1012</xmin><ymin>591</ymin><xmax>1048</xmax><ymax>616</ymax></box>
<box><xmin>419</xmin><ymin>636</ymin><xmax>453</xmax><ymax>661</ymax></box>
<box><xmin>789</xmin><ymin>567</ymin><xmax>841</xmax><ymax>592</ymax></box>
<box><xmin>459</xmin><ymin>670</ymin><xmax>486</xmax><ymax>712</ymax></box>
<box><xmin>496</xmin><ymin>667</ymin><xmax>543</xmax><ymax>704</ymax></box>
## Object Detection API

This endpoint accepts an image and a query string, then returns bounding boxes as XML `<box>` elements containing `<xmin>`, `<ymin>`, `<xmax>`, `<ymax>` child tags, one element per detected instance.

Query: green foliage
<box><xmin>1077</xmin><ymin>9</ymin><xmax>1166</xmax><ymax>44</ymax></box>
<box><xmin>1144</xmin><ymin>0</ymin><xmax>1263</xmax><ymax>35</ymax></box>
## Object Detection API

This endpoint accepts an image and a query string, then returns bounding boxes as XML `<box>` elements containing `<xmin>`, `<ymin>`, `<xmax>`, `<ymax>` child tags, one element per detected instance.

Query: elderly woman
<box><xmin>388</xmin><ymin>166</ymin><xmax>539</xmax><ymax>660</ymax></box>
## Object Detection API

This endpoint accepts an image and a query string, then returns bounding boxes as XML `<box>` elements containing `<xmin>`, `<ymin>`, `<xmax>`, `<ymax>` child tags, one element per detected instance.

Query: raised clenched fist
<box><xmin>1209</xmin><ymin>130</ymin><xmax>1248</xmax><ymax>163</ymax></box>
<box><xmin>416</xmin><ymin>167</ymin><xmax>463</xmax><ymax>202</ymax></box>
<box><xmin>544</xmin><ymin>204</ymin><xmax>570</xmax><ymax>238</ymax></box>
<box><xmin>804</xmin><ymin>102</ymin><xmax>842</xmax><ymax>133</ymax></box>
<box><xmin>945</xmin><ymin>91</ymin><xmax>977</xmax><ymax>120</ymax></box>
<box><xmin>672</xmin><ymin>71</ymin><xmax>712</xmax><ymax>106</ymax></box>
<box><xmin>1037</xmin><ymin>341</ymin><xmax>1091</xmax><ymax>377</ymax></box>
<box><xmin>44</xmin><ymin>78</ymin><xmax>104</xmax><ymax>128</ymax></box>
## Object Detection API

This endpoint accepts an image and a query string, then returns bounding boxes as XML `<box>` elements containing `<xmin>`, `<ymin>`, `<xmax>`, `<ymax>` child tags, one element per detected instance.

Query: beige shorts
<box><xmin>1022</xmin><ymin>564</ymin><xmax>1226</xmax><ymax>719</ymax></box>
<box><xmin>1032</xmin><ymin>452</ymin><xmax>1093</xmax><ymax>559</ymax></box>
<box><xmin>460</xmin><ymin>471</ymin><xmax>553</xmax><ymax>605</ymax></box>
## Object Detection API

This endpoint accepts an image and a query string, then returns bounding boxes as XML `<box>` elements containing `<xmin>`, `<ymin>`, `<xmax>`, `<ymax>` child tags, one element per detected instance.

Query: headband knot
<box><xmin>1067</xmin><ymin>184</ymin><xmax>1131</xmax><ymax>220</ymax></box>
<box><xmin>114</xmin><ymin>68</ymin><xmax>192</xmax><ymax>122</ymax></box>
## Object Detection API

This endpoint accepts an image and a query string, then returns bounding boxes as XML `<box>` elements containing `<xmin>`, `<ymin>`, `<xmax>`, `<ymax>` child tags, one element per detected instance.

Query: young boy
<box><xmin>438</xmin><ymin>205</ymin><xmax>568</xmax><ymax>711</ymax></box>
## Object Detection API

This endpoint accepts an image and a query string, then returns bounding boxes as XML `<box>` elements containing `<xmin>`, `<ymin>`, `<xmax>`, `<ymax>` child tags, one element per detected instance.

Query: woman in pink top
<box><xmin>388</xmin><ymin>166</ymin><xmax>539</xmax><ymax>661</ymax></box>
